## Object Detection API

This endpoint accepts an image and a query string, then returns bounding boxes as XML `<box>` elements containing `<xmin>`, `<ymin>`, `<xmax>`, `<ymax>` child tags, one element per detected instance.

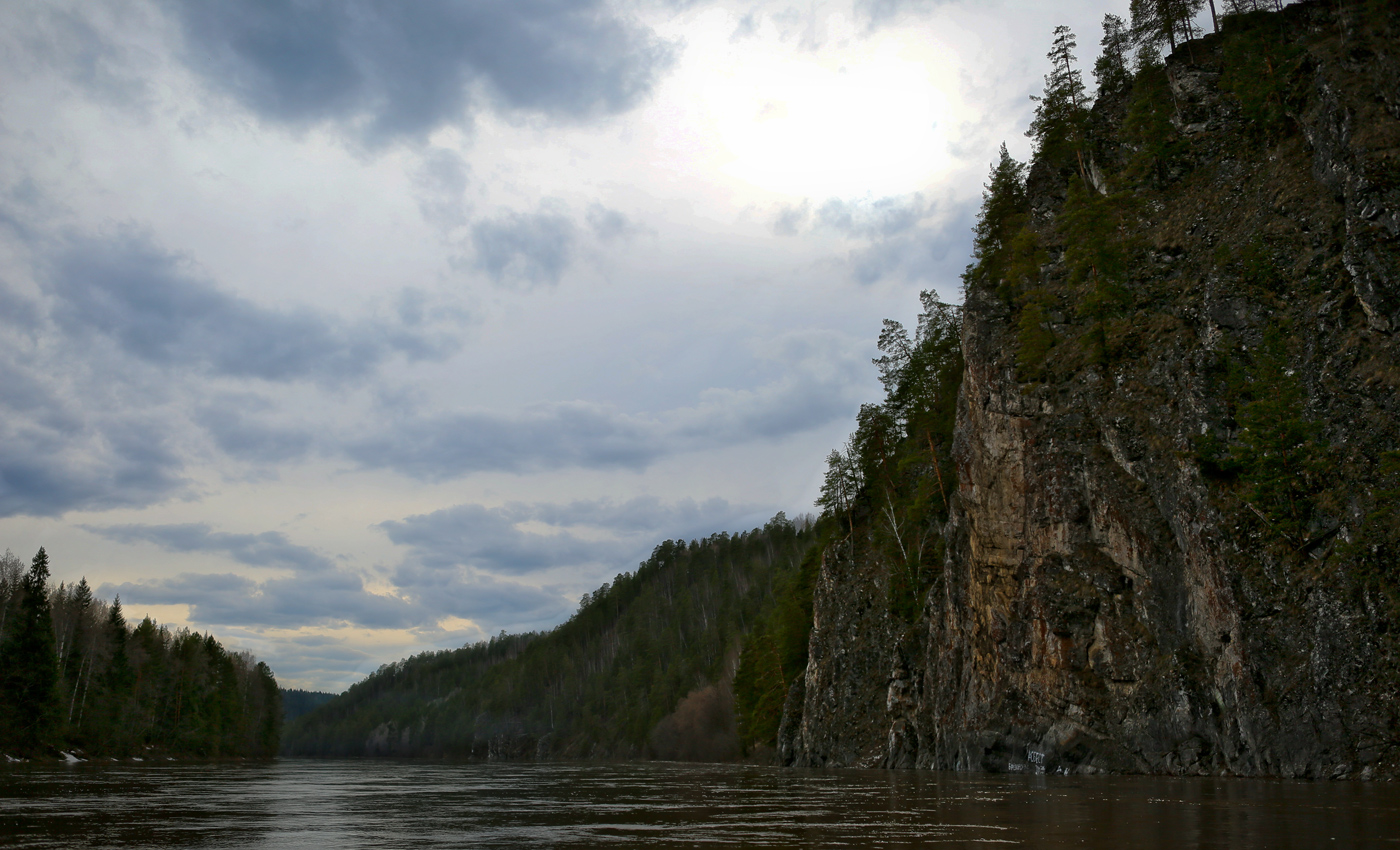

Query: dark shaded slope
<box><xmin>284</xmin><ymin>516</ymin><xmax>817</xmax><ymax>759</ymax></box>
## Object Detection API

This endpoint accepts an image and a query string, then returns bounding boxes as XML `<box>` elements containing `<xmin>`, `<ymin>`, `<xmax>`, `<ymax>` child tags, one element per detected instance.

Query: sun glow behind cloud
<box><xmin>650</xmin><ymin>9</ymin><xmax>954</xmax><ymax>201</ymax></box>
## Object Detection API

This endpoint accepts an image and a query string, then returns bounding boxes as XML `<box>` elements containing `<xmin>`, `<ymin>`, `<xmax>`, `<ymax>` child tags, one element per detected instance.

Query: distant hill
<box><xmin>283</xmin><ymin>514</ymin><xmax>819</xmax><ymax>760</ymax></box>
<box><xmin>281</xmin><ymin>689</ymin><xmax>338</xmax><ymax>724</ymax></box>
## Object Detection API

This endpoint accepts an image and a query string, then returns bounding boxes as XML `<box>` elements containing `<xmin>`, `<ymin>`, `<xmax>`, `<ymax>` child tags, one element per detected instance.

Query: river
<box><xmin>1</xmin><ymin>760</ymin><xmax>1397</xmax><ymax>848</ymax></box>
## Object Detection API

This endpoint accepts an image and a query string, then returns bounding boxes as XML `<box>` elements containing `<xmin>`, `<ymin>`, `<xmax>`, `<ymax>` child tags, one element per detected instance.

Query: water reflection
<box><xmin>1</xmin><ymin>760</ymin><xmax>1397</xmax><ymax>848</ymax></box>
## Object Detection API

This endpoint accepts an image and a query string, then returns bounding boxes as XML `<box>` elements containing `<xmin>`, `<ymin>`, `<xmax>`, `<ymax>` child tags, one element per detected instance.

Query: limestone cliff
<box><xmin>782</xmin><ymin>0</ymin><xmax>1400</xmax><ymax>779</ymax></box>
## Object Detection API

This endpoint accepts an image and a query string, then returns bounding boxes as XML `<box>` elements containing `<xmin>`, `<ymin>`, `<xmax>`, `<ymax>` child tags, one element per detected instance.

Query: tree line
<box><xmin>0</xmin><ymin>547</ymin><xmax>281</xmax><ymax>759</ymax></box>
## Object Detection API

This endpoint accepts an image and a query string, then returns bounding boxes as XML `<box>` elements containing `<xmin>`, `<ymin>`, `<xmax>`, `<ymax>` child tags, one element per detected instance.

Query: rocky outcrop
<box><xmin>784</xmin><ymin>0</ymin><xmax>1400</xmax><ymax>779</ymax></box>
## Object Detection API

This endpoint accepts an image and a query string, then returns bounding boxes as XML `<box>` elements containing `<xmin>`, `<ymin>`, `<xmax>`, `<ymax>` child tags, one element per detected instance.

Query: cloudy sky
<box><xmin>0</xmin><ymin>0</ymin><xmax>1127</xmax><ymax>691</ymax></box>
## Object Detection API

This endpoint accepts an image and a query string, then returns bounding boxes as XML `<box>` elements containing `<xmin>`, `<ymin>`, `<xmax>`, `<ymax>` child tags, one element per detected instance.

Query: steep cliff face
<box><xmin>784</xmin><ymin>1</ymin><xmax>1400</xmax><ymax>779</ymax></box>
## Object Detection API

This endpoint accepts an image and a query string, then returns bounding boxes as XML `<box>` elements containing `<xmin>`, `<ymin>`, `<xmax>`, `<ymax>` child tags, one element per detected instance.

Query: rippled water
<box><xmin>2</xmin><ymin>759</ymin><xmax>1398</xmax><ymax>848</ymax></box>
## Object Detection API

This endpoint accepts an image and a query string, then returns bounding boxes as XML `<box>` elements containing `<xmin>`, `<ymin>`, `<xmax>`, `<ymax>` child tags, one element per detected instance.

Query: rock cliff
<box><xmin>782</xmin><ymin>0</ymin><xmax>1400</xmax><ymax>779</ymax></box>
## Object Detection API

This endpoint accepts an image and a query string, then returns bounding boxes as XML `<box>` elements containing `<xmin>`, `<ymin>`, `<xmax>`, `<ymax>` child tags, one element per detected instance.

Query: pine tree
<box><xmin>1027</xmin><ymin>26</ymin><xmax>1089</xmax><ymax>170</ymax></box>
<box><xmin>1131</xmin><ymin>0</ymin><xmax>1207</xmax><ymax>54</ymax></box>
<box><xmin>0</xmin><ymin>548</ymin><xmax>60</xmax><ymax>753</ymax></box>
<box><xmin>1094</xmin><ymin>15</ymin><xmax>1134</xmax><ymax>97</ymax></box>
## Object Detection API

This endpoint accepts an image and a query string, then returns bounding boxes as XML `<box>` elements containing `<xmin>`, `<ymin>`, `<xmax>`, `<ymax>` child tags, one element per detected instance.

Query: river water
<box><xmin>2</xmin><ymin>760</ymin><xmax>1397</xmax><ymax>848</ymax></box>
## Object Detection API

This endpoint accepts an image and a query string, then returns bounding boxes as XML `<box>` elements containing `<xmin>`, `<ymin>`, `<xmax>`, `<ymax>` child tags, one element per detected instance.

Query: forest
<box><xmin>0</xmin><ymin>547</ymin><xmax>281</xmax><ymax>759</ymax></box>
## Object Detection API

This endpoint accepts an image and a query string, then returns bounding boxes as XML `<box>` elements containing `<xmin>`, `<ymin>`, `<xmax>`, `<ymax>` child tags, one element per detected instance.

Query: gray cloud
<box><xmin>773</xmin><ymin>200</ymin><xmax>810</xmax><ymax>236</ymax></box>
<box><xmin>265</xmin><ymin>637</ymin><xmax>375</xmax><ymax>691</ymax></box>
<box><xmin>730</xmin><ymin>12</ymin><xmax>759</xmax><ymax>41</ymax></box>
<box><xmin>846</xmin><ymin>200</ymin><xmax>976</xmax><ymax>286</ymax></box>
<box><xmin>413</xmin><ymin>147</ymin><xmax>472</xmax><ymax>229</ymax></box>
<box><xmin>775</xmin><ymin>192</ymin><xmax>976</xmax><ymax>286</ymax></box>
<box><xmin>90</xmin><ymin>511</ymin><xmax>587</xmax><ymax>634</ymax></box>
<box><xmin>816</xmin><ymin>195</ymin><xmax>934</xmax><ymax>240</ymax></box>
<box><xmin>103</xmin><ymin>568</ymin><xmax>420</xmax><ymax>629</ymax></box>
<box><xmin>167</xmin><ymin>0</ymin><xmax>676</xmax><ymax>146</ymax></box>
<box><xmin>387</xmin><ymin>565</ymin><xmax>573</xmax><ymax>628</ymax></box>
<box><xmin>46</xmin><ymin>230</ymin><xmax>458</xmax><ymax>384</ymax></box>
<box><xmin>0</xmin><ymin>354</ymin><xmax>186</xmax><ymax>518</ymax></box>
<box><xmin>195</xmin><ymin>401</ymin><xmax>315</xmax><ymax>465</ymax></box>
<box><xmin>471</xmin><ymin>206</ymin><xmax>578</xmax><ymax>287</ymax></box>
<box><xmin>0</xmin><ymin>283</ymin><xmax>42</xmax><ymax>330</ymax></box>
<box><xmin>775</xmin><ymin>194</ymin><xmax>933</xmax><ymax>240</ymax></box>
<box><xmin>346</xmin><ymin>335</ymin><xmax>864</xmax><ymax>481</ymax></box>
<box><xmin>586</xmin><ymin>203</ymin><xmax>645</xmax><ymax>242</ymax></box>
<box><xmin>855</xmin><ymin>0</ymin><xmax>960</xmax><ymax>27</ymax></box>
<box><xmin>86</xmin><ymin>522</ymin><xmax>336</xmax><ymax>573</ymax></box>
<box><xmin>382</xmin><ymin>503</ymin><xmax>610</xmax><ymax>575</ymax></box>
<box><xmin>348</xmin><ymin>402</ymin><xmax>658</xmax><ymax>479</ymax></box>
<box><xmin>10</xmin><ymin>3</ymin><xmax>155</xmax><ymax>110</ymax></box>
<box><xmin>377</xmin><ymin>495</ymin><xmax>766</xmax><ymax>637</ymax></box>
<box><xmin>381</xmin><ymin>495</ymin><xmax>761</xmax><ymax>579</ymax></box>
<box><xmin>528</xmin><ymin>495</ymin><xmax>758</xmax><ymax>539</ymax></box>
<box><xmin>0</xmin><ymin>218</ymin><xmax>470</xmax><ymax>518</ymax></box>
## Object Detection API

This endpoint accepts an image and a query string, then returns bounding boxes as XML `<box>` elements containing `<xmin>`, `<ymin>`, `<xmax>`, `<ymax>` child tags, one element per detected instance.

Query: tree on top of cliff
<box><xmin>874</xmin><ymin>292</ymin><xmax>962</xmax><ymax>437</ymax></box>
<box><xmin>1094</xmin><ymin>14</ymin><xmax>1135</xmax><ymax>98</ymax></box>
<box><xmin>965</xmin><ymin>144</ymin><xmax>1028</xmax><ymax>292</ymax></box>
<box><xmin>1028</xmin><ymin>26</ymin><xmax>1089</xmax><ymax>170</ymax></box>
<box><xmin>1130</xmin><ymin>0</ymin><xmax>1207</xmax><ymax>53</ymax></box>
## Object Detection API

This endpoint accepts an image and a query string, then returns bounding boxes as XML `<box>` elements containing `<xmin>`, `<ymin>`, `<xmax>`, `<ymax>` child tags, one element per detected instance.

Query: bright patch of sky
<box><xmin>0</xmin><ymin>0</ymin><xmax>1129</xmax><ymax>690</ymax></box>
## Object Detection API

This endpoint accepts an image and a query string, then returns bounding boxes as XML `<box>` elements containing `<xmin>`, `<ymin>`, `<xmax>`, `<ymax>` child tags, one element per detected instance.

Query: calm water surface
<box><xmin>1</xmin><ymin>760</ymin><xmax>1397</xmax><ymax>848</ymax></box>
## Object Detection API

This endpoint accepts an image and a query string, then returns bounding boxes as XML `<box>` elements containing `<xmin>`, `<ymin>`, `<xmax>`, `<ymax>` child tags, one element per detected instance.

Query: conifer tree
<box><xmin>1131</xmin><ymin>0</ymin><xmax>1207</xmax><ymax>53</ymax></box>
<box><xmin>90</xmin><ymin>596</ymin><xmax>133</xmax><ymax>745</ymax></box>
<box><xmin>0</xmin><ymin>548</ymin><xmax>60</xmax><ymax>753</ymax></box>
<box><xmin>1094</xmin><ymin>15</ymin><xmax>1134</xmax><ymax>97</ymax></box>
<box><xmin>967</xmin><ymin>143</ymin><xmax>1028</xmax><ymax>287</ymax></box>
<box><xmin>1027</xmin><ymin>26</ymin><xmax>1089</xmax><ymax>170</ymax></box>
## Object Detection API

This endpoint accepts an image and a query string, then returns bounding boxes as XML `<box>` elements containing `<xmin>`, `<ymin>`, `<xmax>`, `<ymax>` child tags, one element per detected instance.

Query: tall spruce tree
<box><xmin>0</xmin><ymin>548</ymin><xmax>59</xmax><ymax>753</ymax></box>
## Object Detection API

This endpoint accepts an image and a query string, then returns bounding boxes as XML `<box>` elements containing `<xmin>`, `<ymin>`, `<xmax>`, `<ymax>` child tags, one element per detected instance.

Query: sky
<box><xmin>0</xmin><ymin>0</ymin><xmax>1129</xmax><ymax>692</ymax></box>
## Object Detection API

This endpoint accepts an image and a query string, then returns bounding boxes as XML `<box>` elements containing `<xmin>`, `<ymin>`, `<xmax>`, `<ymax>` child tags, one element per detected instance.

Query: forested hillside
<box><xmin>283</xmin><ymin>516</ymin><xmax>817</xmax><ymax>759</ymax></box>
<box><xmin>0</xmin><ymin>547</ymin><xmax>281</xmax><ymax>759</ymax></box>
